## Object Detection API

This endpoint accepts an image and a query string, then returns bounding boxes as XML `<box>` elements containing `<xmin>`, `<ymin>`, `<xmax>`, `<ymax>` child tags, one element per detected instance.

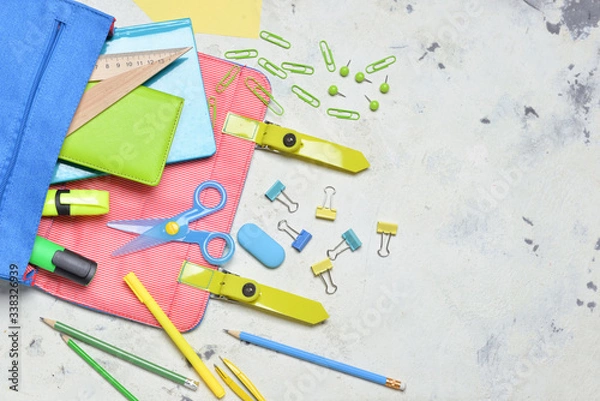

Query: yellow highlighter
<box><xmin>123</xmin><ymin>272</ymin><xmax>225</xmax><ymax>399</ymax></box>
<box><xmin>221</xmin><ymin>357</ymin><xmax>266</xmax><ymax>401</ymax></box>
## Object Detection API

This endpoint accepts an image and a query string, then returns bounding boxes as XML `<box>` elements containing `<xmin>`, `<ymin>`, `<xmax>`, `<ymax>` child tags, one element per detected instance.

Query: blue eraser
<box><xmin>237</xmin><ymin>223</ymin><xmax>285</xmax><ymax>268</ymax></box>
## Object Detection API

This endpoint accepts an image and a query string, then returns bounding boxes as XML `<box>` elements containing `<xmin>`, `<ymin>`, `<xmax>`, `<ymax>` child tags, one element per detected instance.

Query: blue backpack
<box><xmin>0</xmin><ymin>0</ymin><xmax>113</xmax><ymax>284</ymax></box>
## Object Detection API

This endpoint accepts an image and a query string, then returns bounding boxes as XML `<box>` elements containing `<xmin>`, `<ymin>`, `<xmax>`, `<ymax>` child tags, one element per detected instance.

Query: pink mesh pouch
<box><xmin>30</xmin><ymin>53</ymin><xmax>269</xmax><ymax>332</ymax></box>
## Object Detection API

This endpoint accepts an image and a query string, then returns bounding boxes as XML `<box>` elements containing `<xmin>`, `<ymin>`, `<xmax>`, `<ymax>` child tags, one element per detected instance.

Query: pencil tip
<box><xmin>40</xmin><ymin>317</ymin><xmax>54</xmax><ymax>327</ymax></box>
<box><xmin>60</xmin><ymin>334</ymin><xmax>70</xmax><ymax>342</ymax></box>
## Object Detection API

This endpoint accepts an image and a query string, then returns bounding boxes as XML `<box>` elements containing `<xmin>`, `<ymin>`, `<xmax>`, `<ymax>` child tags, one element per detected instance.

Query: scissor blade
<box><xmin>107</xmin><ymin>218</ymin><xmax>168</xmax><ymax>235</ymax></box>
<box><xmin>112</xmin><ymin>234</ymin><xmax>168</xmax><ymax>257</ymax></box>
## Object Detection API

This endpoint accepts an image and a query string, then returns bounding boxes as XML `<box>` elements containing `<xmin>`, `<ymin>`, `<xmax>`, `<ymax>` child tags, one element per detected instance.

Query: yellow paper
<box><xmin>133</xmin><ymin>0</ymin><xmax>263</xmax><ymax>38</ymax></box>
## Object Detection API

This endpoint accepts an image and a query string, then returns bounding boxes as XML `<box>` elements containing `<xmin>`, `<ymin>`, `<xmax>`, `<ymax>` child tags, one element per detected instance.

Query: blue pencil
<box><xmin>225</xmin><ymin>330</ymin><xmax>405</xmax><ymax>391</ymax></box>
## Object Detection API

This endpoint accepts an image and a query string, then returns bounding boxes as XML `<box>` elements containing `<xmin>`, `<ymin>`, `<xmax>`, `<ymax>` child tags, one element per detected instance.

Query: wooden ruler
<box><xmin>66</xmin><ymin>47</ymin><xmax>191</xmax><ymax>136</ymax></box>
<box><xmin>90</xmin><ymin>48</ymin><xmax>191</xmax><ymax>81</ymax></box>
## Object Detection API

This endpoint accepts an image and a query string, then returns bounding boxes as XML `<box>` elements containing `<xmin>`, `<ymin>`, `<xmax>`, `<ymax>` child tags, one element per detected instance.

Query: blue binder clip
<box><xmin>278</xmin><ymin>220</ymin><xmax>312</xmax><ymax>252</ymax></box>
<box><xmin>265</xmin><ymin>180</ymin><xmax>299</xmax><ymax>213</ymax></box>
<box><xmin>327</xmin><ymin>229</ymin><xmax>362</xmax><ymax>260</ymax></box>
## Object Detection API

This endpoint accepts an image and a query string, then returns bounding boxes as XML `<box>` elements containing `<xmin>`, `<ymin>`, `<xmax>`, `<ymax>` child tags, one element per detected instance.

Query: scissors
<box><xmin>107</xmin><ymin>181</ymin><xmax>235</xmax><ymax>265</ymax></box>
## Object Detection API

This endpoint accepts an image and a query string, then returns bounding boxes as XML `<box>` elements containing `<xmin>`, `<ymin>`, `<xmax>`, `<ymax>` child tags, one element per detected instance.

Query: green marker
<box><xmin>29</xmin><ymin>236</ymin><xmax>97</xmax><ymax>285</ymax></box>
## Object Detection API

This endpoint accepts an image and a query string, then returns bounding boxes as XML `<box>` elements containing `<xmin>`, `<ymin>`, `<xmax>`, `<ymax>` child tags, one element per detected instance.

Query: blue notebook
<box><xmin>51</xmin><ymin>18</ymin><xmax>216</xmax><ymax>184</ymax></box>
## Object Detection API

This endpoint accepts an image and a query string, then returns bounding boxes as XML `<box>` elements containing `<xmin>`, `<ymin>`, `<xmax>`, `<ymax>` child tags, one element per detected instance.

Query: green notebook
<box><xmin>59</xmin><ymin>84</ymin><xmax>184</xmax><ymax>186</ymax></box>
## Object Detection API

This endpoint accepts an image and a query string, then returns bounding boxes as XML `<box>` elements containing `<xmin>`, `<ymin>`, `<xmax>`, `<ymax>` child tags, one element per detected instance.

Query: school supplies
<box><xmin>278</xmin><ymin>220</ymin><xmax>312</xmax><ymax>252</ymax></box>
<box><xmin>238</xmin><ymin>223</ymin><xmax>285</xmax><ymax>268</ymax></box>
<box><xmin>291</xmin><ymin>85</ymin><xmax>320</xmax><ymax>108</ymax></box>
<box><xmin>216</xmin><ymin>65</ymin><xmax>242</xmax><ymax>93</ymax></box>
<box><xmin>222</xmin><ymin>113</ymin><xmax>370</xmax><ymax>173</ymax></box>
<box><xmin>124</xmin><ymin>272</ymin><xmax>225</xmax><ymax>398</ymax></box>
<box><xmin>178</xmin><ymin>261</ymin><xmax>329</xmax><ymax>325</ymax></box>
<box><xmin>365</xmin><ymin>95</ymin><xmax>380</xmax><ymax>111</ymax></box>
<box><xmin>354</xmin><ymin>71</ymin><xmax>372</xmax><ymax>83</ymax></box>
<box><xmin>319</xmin><ymin>40</ymin><xmax>336</xmax><ymax>72</ymax></box>
<box><xmin>108</xmin><ymin>181</ymin><xmax>235</xmax><ymax>265</ymax></box>
<box><xmin>245</xmin><ymin>77</ymin><xmax>284</xmax><ymax>116</ymax></box>
<box><xmin>214</xmin><ymin>365</ymin><xmax>254</xmax><ymax>401</ymax></box>
<box><xmin>260</xmin><ymin>30</ymin><xmax>291</xmax><ymax>49</ymax></box>
<box><xmin>61</xmin><ymin>334</ymin><xmax>139</xmax><ymax>401</ymax></box>
<box><xmin>376</xmin><ymin>221</ymin><xmax>398</xmax><ymax>258</ymax></box>
<box><xmin>0</xmin><ymin>0</ymin><xmax>113</xmax><ymax>285</ymax></box>
<box><xmin>60</xmin><ymin>82</ymin><xmax>184</xmax><ymax>186</ymax></box>
<box><xmin>365</xmin><ymin>55</ymin><xmax>397</xmax><ymax>74</ymax></box>
<box><xmin>66</xmin><ymin>47</ymin><xmax>190</xmax><ymax>136</ymax></box>
<box><xmin>328</xmin><ymin>85</ymin><xmax>346</xmax><ymax>97</ymax></box>
<box><xmin>340</xmin><ymin>60</ymin><xmax>351</xmax><ymax>77</ymax></box>
<box><xmin>327</xmin><ymin>229</ymin><xmax>362</xmax><ymax>260</ymax></box>
<box><xmin>219</xmin><ymin>358</ymin><xmax>266</xmax><ymax>401</ymax></box>
<box><xmin>224</xmin><ymin>49</ymin><xmax>259</xmax><ymax>60</ymax></box>
<box><xmin>42</xmin><ymin>190</ymin><xmax>109</xmax><ymax>216</ymax></box>
<box><xmin>327</xmin><ymin>108</ymin><xmax>361</xmax><ymax>121</ymax></box>
<box><xmin>42</xmin><ymin>318</ymin><xmax>199</xmax><ymax>390</ymax></box>
<box><xmin>311</xmin><ymin>258</ymin><xmax>338</xmax><ymax>294</ymax></box>
<box><xmin>30</xmin><ymin>236</ymin><xmax>97</xmax><ymax>286</ymax></box>
<box><xmin>379</xmin><ymin>76</ymin><xmax>390</xmax><ymax>94</ymax></box>
<box><xmin>281</xmin><ymin>62</ymin><xmax>314</xmax><ymax>75</ymax></box>
<box><xmin>258</xmin><ymin>57</ymin><xmax>288</xmax><ymax>79</ymax></box>
<box><xmin>265</xmin><ymin>180</ymin><xmax>299</xmax><ymax>213</ymax></box>
<box><xmin>225</xmin><ymin>330</ymin><xmax>406</xmax><ymax>391</ymax></box>
<box><xmin>52</xmin><ymin>19</ymin><xmax>216</xmax><ymax>184</ymax></box>
<box><xmin>32</xmin><ymin>53</ymin><xmax>270</xmax><ymax>332</ymax></box>
<box><xmin>316</xmin><ymin>186</ymin><xmax>337</xmax><ymax>221</ymax></box>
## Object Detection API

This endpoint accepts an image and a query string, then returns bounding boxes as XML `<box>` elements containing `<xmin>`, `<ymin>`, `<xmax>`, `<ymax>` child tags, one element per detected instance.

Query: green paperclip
<box><xmin>260</xmin><ymin>30</ymin><xmax>291</xmax><ymax>49</ymax></box>
<box><xmin>258</xmin><ymin>57</ymin><xmax>288</xmax><ymax>79</ymax></box>
<box><xmin>216</xmin><ymin>65</ymin><xmax>241</xmax><ymax>94</ymax></box>
<box><xmin>224</xmin><ymin>49</ymin><xmax>259</xmax><ymax>60</ymax></box>
<box><xmin>365</xmin><ymin>55</ymin><xmax>397</xmax><ymax>74</ymax></box>
<box><xmin>245</xmin><ymin>77</ymin><xmax>284</xmax><ymax>116</ymax></box>
<box><xmin>208</xmin><ymin>96</ymin><xmax>217</xmax><ymax>125</ymax></box>
<box><xmin>291</xmin><ymin>85</ymin><xmax>320</xmax><ymax>108</ymax></box>
<box><xmin>281</xmin><ymin>62</ymin><xmax>315</xmax><ymax>75</ymax></box>
<box><xmin>319</xmin><ymin>40</ymin><xmax>336</xmax><ymax>72</ymax></box>
<box><xmin>327</xmin><ymin>108</ymin><xmax>360</xmax><ymax>120</ymax></box>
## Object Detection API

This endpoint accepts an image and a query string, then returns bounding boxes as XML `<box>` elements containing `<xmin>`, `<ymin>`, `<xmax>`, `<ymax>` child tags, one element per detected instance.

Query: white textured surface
<box><xmin>2</xmin><ymin>1</ymin><xmax>600</xmax><ymax>400</ymax></box>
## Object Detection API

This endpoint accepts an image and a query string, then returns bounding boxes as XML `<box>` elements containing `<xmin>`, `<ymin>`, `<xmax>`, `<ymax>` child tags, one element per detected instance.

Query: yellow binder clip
<box><xmin>376</xmin><ymin>221</ymin><xmax>398</xmax><ymax>257</ymax></box>
<box><xmin>315</xmin><ymin>186</ymin><xmax>336</xmax><ymax>221</ymax></box>
<box><xmin>221</xmin><ymin>112</ymin><xmax>369</xmax><ymax>174</ymax></box>
<box><xmin>311</xmin><ymin>258</ymin><xmax>337</xmax><ymax>294</ymax></box>
<box><xmin>178</xmin><ymin>261</ymin><xmax>329</xmax><ymax>325</ymax></box>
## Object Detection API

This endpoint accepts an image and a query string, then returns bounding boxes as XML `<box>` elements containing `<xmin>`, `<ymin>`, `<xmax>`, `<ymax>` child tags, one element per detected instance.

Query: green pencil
<box><xmin>61</xmin><ymin>334</ymin><xmax>139</xmax><ymax>401</ymax></box>
<box><xmin>42</xmin><ymin>318</ymin><xmax>199</xmax><ymax>391</ymax></box>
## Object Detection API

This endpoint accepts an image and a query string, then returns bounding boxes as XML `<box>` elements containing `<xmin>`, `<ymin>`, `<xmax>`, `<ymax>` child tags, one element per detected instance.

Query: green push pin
<box><xmin>365</xmin><ymin>95</ymin><xmax>379</xmax><ymax>111</ymax></box>
<box><xmin>328</xmin><ymin>85</ymin><xmax>346</xmax><ymax>97</ymax></box>
<box><xmin>379</xmin><ymin>75</ymin><xmax>390</xmax><ymax>94</ymax></box>
<box><xmin>340</xmin><ymin>60</ymin><xmax>351</xmax><ymax>77</ymax></box>
<box><xmin>355</xmin><ymin>71</ymin><xmax>372</xmax><ymax>84</ymax></box>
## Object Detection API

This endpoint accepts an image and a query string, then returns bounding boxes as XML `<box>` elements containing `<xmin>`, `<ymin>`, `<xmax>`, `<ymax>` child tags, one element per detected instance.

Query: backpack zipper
<box><xmin>0</xmin><ymin>20</ymin><xmax>64</xmax><ymax>200</ymax></box>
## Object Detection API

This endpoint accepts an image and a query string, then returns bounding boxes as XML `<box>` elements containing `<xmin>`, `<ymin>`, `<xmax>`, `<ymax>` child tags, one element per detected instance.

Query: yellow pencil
<box><xmin>221</xmin><ymin>357</ymin><xmax>266</xmax><ymax>401</ymax></box>
<box><xmin>123</xmin><ymin>272</ymin><xmax>225</xmax><ymax>399</ymax></box>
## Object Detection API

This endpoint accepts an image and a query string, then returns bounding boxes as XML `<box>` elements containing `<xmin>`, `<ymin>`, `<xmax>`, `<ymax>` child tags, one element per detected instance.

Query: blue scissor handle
<box><xmin>183</xmin><ymin>230</ymin><xmax>235</xmax><ymax>265</ymax></box>
<box><xmin>176</xmin><ymin>181</ymin><xmax>228</xmax><ymax>225</ymax></box>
